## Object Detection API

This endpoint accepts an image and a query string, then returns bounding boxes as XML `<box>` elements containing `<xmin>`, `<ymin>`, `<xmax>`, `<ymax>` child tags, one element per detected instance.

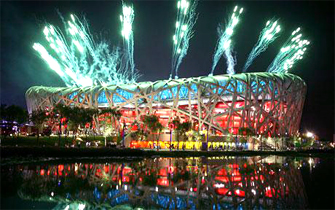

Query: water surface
<box><xmin>1</xmin><ymin>156</ymin><xmax>334</xmax><ymax>209</ymax></box>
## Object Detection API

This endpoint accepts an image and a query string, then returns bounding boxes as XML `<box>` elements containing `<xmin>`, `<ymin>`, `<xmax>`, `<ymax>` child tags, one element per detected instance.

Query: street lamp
<box><xmin>306</xmin><ymin>131</ymin><xmax>314</xmax><ymax>138</ymax></box>
<box><xmin>169</xmin><ymin>123</ymin><xmax>174</xmax><ymax>151</ymax></box>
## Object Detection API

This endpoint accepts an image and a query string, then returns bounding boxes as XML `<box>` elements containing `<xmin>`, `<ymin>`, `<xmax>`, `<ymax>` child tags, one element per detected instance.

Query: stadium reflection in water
<box><xmin>3</xmin><ymin>156</ymin><xmax>311</xmax><ymax>209</ymax></box>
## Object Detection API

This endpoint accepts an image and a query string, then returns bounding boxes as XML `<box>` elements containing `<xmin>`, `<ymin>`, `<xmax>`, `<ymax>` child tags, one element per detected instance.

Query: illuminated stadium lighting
<box><xmin>26</xmin><ymin>72</ymin><xmax>306</xmax><ymax>137</ymax></box>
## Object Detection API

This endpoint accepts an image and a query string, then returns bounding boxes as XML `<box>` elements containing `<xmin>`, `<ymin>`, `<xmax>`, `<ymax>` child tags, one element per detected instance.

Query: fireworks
<box><xmin>243</xmin><ymin>19</ymin><xmax>281</xmax><ymax>72</ymax></box>
<box><xmin>33</xmin><ymin>2</ymin><xmax>310</xmax><ymax>86</ymax></box>
<box><xmin>33</xmin><ymin>11</ymin><xmax>137</xmax><ymax>87</ymax></box>
<box><xmin>170</xmin><ymin>0</ymin><xmax>198</xmax><ymax>79</ymax></box>
<box><xmin>210</xmin><ymin>6</ymin><xmax>244</xmax><ymax>76</ymax></box>
<box><xmin>120</xmin><ymin>3</ymin><xmax>138</xmax><ymax>82</ymax></box>
<box><xmin>267</xmin><ymin>27</ymin><xmax>310</xmax><ymax>73</ymax></box>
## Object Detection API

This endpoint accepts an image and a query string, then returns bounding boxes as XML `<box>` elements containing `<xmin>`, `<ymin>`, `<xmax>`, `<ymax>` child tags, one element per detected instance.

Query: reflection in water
<box><xmin>2</xmin><ymin>156</ymin><xmax>311</xmax><ymax>209</ymax></box>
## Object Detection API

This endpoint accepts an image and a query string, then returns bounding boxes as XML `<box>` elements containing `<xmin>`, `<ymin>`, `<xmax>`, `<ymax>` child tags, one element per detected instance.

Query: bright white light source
<box><xmin>78</xmin><ymin>204</ymin><xmax>85</xmax><ymax>210</ymax></box>
<box><xmin>306</xmin><ymin>132</ymin><xmax>314</xmax><ymax>138</ymax></box>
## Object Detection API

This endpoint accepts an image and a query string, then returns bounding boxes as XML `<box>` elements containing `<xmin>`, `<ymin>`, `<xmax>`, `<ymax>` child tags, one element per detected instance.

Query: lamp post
<box><xmin>122</xmin><ymin>120</ymin><xmax>126</xmax><ymax>147</ymax></box>
<box><xmin>170</xmin><ymin>125</ymin><xmax>173</xmax><ymax>152</ymax></box>
<box><xmin>206</xmin><ymin>124</ymin><xmax>209</xmax><ymax>151</ymax></box>
<box><xmin>57</xmin><ymin>114</ymin><xmax>61</xmax><ymax>147</ymax></box>
<box><xmin>260</xmin><ymin>134</ymin><xmax>263</xmax><ymax>151</ymax></box>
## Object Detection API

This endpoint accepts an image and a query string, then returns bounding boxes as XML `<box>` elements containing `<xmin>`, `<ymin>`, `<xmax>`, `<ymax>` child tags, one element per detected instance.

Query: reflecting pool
<box><xmin>1</xmin><ymin>156</ymin><xmax>334</xmax><ymax>209</ymax></box>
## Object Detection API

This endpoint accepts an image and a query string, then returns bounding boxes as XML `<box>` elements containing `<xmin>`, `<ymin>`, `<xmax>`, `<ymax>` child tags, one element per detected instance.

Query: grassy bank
<box><xmin>1</xmin><ymin>136</ymin><xmax>334</xmax><ymax>165</ymax></box>
<box><xmin>1</xmin><ymin>146</ymin><xmax>334</xmax><ymax>163</ymax></box>
<box><xmin>1</xmin><ymin>135</ymin><xmax>109</xmax><ymax>147</ymax></box>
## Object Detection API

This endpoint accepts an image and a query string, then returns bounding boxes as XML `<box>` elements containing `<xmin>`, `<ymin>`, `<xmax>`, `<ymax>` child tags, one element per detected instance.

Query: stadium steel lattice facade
<box><xmin>26</xmin><ymin>72</ymin><xmax>306</xmax><ymax>137</ymax></box>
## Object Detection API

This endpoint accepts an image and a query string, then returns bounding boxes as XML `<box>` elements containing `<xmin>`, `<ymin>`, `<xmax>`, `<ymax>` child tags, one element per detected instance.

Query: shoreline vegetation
<box><xmin>1</xmin><ymin>146</ymin><xmax>334</xmax><ymax>165</ymax></box>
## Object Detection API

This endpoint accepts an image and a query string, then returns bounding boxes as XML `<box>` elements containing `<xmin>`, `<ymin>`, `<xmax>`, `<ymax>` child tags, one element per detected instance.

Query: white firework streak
<box><xmin>33</xmin><ymin>13</ymin><xmax>136</xmax><ymax>87</ymax></box>
<box><xmin>171</xmin><ymin>0</ymin><xmax>198</xmax><ymax>79</ymax></box>
<box><xmin>242</xmin><ymin>19</ymin><xmax>281</xmax><ymax>72</ymax></box>
<box><xmin>267</xmin><ymin>27</ymin><xmax>310</xmax><ymax>73</ymax></box>
<box><xmin>120</xmin><ymin>3</ymin><xmax>139</xmax><ymax>83</ymax></box>
<box><xmin>211</xmin><ymin>5</ymin><xmax>243</xmax><ymax>75</ymax></box>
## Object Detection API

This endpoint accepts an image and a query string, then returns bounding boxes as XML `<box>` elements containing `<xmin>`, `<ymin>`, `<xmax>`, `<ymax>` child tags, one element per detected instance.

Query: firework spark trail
<box><xmin>33</xmin><ymin>13</ymin><xmax>135</xmax><ymax>87</ymax></box>
<box><xmin>170</xmin><ymin>0</ymin><xmax>198</xmax><ymax>79</ymax></box>
<box><xmin>267</xmin><ymin>27</ymin><xmax>310</xmax><ymax>73</ymax></box>
<box><xmin>120</xmin><ymin>3</ymin><xmax>138</xmax><ymax>82</ymax></box>
<box><xmin>210</xmin><ymin>6</ymin><xmax>243</xmax><ymax>76</ymax></box>
<box><xmin>32</xmin><ymin>43</ymin><xmax>72</xmax><ymax>86</ymax></box>
<box><xmin>242</xmin><ymin>19</ymin><xmax>281</xmax><ymax>72</ymax></box>
<box><xmin>35</xmin><ymin>23</ymin><xmax>91</xmax><ymax>87</ymax></box>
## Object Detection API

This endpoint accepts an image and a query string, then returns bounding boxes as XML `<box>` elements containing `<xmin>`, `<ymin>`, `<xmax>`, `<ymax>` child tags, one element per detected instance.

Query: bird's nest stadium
<box><xmin>26</xmin><ymin>72</ymin><xmax>306</xmax><ymax>138</ymax></box>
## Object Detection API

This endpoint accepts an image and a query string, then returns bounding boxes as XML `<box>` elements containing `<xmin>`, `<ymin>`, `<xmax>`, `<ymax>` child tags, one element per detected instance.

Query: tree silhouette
<box><xmin>143</xmin><ymin>115</ymin><xmax>163</xmax><ymax>151</ymax></box>
<box><xmin>30</xmin><ymin>109</ymin><xmax>48</xmax><ymax>145</ymax></box>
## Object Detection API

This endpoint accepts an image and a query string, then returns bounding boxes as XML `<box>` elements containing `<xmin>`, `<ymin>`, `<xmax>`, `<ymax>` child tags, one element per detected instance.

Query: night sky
<box><xmin>1</xmin><ymin>1</ymin><xmax>334</xmax><ymax>140</ymax></box>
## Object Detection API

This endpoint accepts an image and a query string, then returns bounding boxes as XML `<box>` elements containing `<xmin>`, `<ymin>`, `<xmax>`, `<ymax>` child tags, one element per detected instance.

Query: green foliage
<box><xmin>171</xmin><ymin>118</ymin><xmax>191</xmax><ymax>142</ymax></box>
<box><xmin>172</xmin><ymin>118</ymin><xmax>192</xmax><ymax>132</ymax></box>
<box><xmin>0</xmin><ymin>104</ymin><xmax>28</xmax><ymax>124</ymax></box>
<box><xmin>116</xmin><ymin>134</ymin><xmax>123</xmax><ymax>145</ymax></box>
<box><xmin>30</xmin><ymin>109</ymin><xmax>48</xmax><ymax>129</ymax></box>
<box><xmin>225</xmin><ymin>133</ymin><xmax>233</xmax><ymax>142</ymax></box>
<box><xmin>238</xmin><ymin>127</ymin><xmax>255</xmax><ymax>136</ymax></box>
<box><xmin>99</xmin><ymin>108</ymin><xmax>121</xmax><ymax>119</ymax></box>
<box><xmin>141</xmin><ymin>171</ymin><xmax>158</xmax><ymax>186</ymax></box>
<box><xmin>53</xmin><ymin>104</ymin><xmax>98</xmax><ymax>133</ymax></box>
<box><xmin>172</xmin><ymin>118</ymin><xmax>181</xmax><ymax>129</ymax></box>
<box><xmin>301</xmin><ymin>137</ymin><xmax>315</xmax><ymax>148</ymax></box>
<box><xmin>99</xmin><ymin>107</ymin><xmax>121</xmax><ymax>135</ymax></box>
<box><xmin>178</xmin><ymin>121</ymin><xmax>192</xmax><ymax>133</ymax></box>
<box><xmin>1</xmin><ymin>136</ymin><xmax>107</xmax><ymax>147</ymax></box>
<box><xmin>130</xmin><ymin>129</ymin><xmax>148</xmax><ymax>141</ymax></box>
<box><xmin>142</xmin><ymin>115</ymin><xmax>164</xmax><ymax>136</ymax></box>
<box><xmin>172</xmin><ymin>170</ymin><xmax>190</xmax><ymax>183</ymax></box>
<box><xmin>143</xmin><ymin>115</ymin><xmax>159</xmax><ymax>131</ymax></box>
<box><xmin>142</xmin><ymin>115</ymin><xmax>163</xmax><ymax>150</ymax></box>
<box><xmin>53</xmin><ymin>104</ymin><xmax>71</xmax><ymax>118</ymax></box>
<box><xmin>240</xmin><ymin>137</ymin><xmax>247</xmax><ymax>144</ymax></box>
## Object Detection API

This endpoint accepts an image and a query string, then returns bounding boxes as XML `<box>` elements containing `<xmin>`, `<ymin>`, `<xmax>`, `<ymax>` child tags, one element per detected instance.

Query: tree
<box><xmin>53</xmin><ymin>104</ymin><xmax>72</xmax><ymax>146</ymax></box>
<box><xmin>30</xmin><ymin>109</ymin><xmax>48</xmax><ymax>145</ymax></box>
<box><xmin>172</xmin><ymin>119</ymin><xmax>191</xmax><ymax>150</ymax></box>
<box><xmin>239</xmin><ymin>136</ymin><xmax>247</xmax><ymax>144</ymax></box>
<box><xmin>238</xmin><ymin>127</ymin><xmax>254</xmax><ymax>136</ymax></box>
<box><xmin>179</xmin><ymin>121</ymin><xmax>192</xmax><ymax>137</ymax></box>
<box><xmin>130</xmin><ymin>129</ymin><xmax>147</xmax><ymax>142</ymax></box>
<box><xmin>172</xmin><ymin>118</ymin><xmax>181</xmax><ymax>146</ymax></box>
<box><xmin>98</xmin><ymin>108</ymin><xmax>121</xmax><ymax>146</ymax></box>
<box><xmin>178</xmin><ymin>121</ymin><xmax>192</xmax><ymax>150</ymax></box>
<box><xmin>238</xmin><ymin>127</ymin><xmax>255</xmax><ymax>150</ymax></box>
<box><xmin>1</xmin><ymin>104</ymin><xmax>28</xmax><ymax>138</ymax></box>
<box><xmin>79</xmin><ymin>108</ymin><xmax>98</xmax><ymax>135</ymax></box>
<box><xmin>0</xmin><ymin>104</ymin><xmax>6</xmax><ymax>121</ymax></box>
<box><xmin>143</xmin><ymin>115</ymin><xmax>164</xmax><ymax>151</ymax></box>
<box><xmin>1</xmin><ymin>104</ymin><xmax>28</xmax><ymax>124</ymax></box>
<box><xmin>99</xmin><ymin>108</ymin><xmax>121</xmax><ymax>135</ymax></box>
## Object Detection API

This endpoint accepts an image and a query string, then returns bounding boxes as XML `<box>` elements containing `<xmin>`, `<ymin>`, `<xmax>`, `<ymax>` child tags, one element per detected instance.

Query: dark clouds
<box><xmin>1</xmin><ymin>1</ymin><xmax>334</xmax><ymax>140</ymax></box>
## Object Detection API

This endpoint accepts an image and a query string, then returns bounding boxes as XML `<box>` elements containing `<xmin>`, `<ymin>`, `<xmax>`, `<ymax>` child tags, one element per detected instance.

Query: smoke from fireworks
<box><xmin>120</xmin><ymin>3</ymin><xmax>138</xmax><ymax>82</ymax></box>
<box><xmin>242</xmin><ymin>19</ymin><xmax>281</xmax><ymax>72</ymax></box>
<box><xmin>210</xmin><ymin>6</ymin><xmax>243</xmax><ymax>76</ymax></box>
<box><xmin>33</xmin><ymin>12</ymin><xmax>137</xmax><ymax>87</ymax></box>
<box><xmin>267</xmin><ymin>27</ymin><xmax>310</xmax><ymax>73</ymax></box>
<box><xmin>170</xmin><ymin>0</ymin><xmax>198</xmax><ymax>79</ymax></box>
